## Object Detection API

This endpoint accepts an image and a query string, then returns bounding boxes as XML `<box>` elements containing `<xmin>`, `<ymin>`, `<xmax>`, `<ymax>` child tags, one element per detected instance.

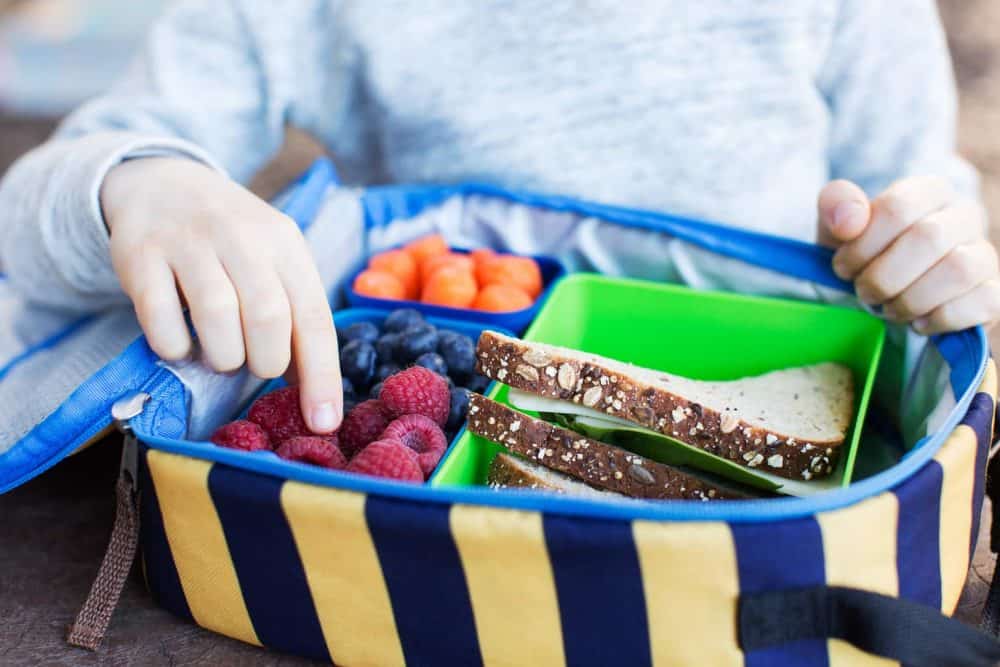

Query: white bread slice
<box><xmin>475</xmin><ymin>331</ymin><xmax>854</xmax><ymax>481</ymax></box>
<box><xmin>488</xmin><ymin>452</ymin><xmax>619</xmax><ymax>498</ymax></box>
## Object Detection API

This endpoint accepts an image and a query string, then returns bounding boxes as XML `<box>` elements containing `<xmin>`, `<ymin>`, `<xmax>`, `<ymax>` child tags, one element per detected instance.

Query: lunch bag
<box><xmin>3</xmin><ymin>158</ymin><xmax>1000</xmax><ymax>667</ymax></box>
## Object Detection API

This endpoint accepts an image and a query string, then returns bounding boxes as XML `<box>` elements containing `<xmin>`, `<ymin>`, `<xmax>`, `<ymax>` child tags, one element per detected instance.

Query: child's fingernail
<box><xmin>913</xmin><ymin>318</ymin><xmax>929</xmax><ymax>333</ymax></box>
<box><xmin>855</xmin><ymin>286</ymin><xmax>874</xmax><ymax>304</ymax></box>
<box><xmin>833</xmin><ymin>200</ymin><xmax>866</xmax><ymax>231</ymax></box>
<box><xmin>311</xmin><ymin>402</ymin><xmax>338</xmax><ymax>432</ymax></box>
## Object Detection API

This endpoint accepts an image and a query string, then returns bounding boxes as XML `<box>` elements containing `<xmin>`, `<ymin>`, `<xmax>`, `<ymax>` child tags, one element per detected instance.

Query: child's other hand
<box><xmin>100</xmin><ymin>158</ymin><xmax>342</xmax><ymax>433</ymax></box>
<box><xmin>818</xmin><ymin>177</ymin><xmax>1000</xmax><ymax>334</ymax></box>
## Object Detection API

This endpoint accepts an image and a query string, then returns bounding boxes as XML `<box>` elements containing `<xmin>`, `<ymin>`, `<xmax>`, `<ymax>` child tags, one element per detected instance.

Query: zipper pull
<box><xmin>66</xmin><ymin>391</ymin><xmax>150</xmax><ymax>651</ymax></box>
<box><xmin>111</xmin><ymin>392</ymin><xmax>149</xmax><ymax>493</ymax></box>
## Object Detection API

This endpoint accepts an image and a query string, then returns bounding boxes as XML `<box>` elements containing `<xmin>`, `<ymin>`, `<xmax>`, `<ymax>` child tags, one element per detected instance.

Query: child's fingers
<box><xmin>817</xmin><ymin>180</ymin><xmax>870</xmax><ymax>248</ymax></box>
<box><xmin>885</xmin><ymin>242</ymin><xmax>1000</xmax><ymax>321</ymax></box>
<box><xmin>276</xmin><ymin>243</ymin><xmax>342</xmax><ymax>434</ymax></box>
<box><xmin>172</xmin><ymin>249</ymin><xmax>246</xmax><ymax>373</ymax></box>
<box><xmin>219</xmin><ymin>248</ymin><xmax>292</xmax><ymax>379</ymax></box>
<box><xmin>853</xmin><ymin>202</ymin><xmax>983</xmax><ymax>305</ymax></box>
<box><xmin>912</xmin><ymin>278</ymin><xmax>1000</xmax><ymax>335</ymax></box>
<box><xmin>833</xmin><ymin>176</ymin><xmax>953</xmax><ymax>280</ymax></box>
<box><xmin>124</xmin><ymin>254</ymin><xmax>191</xmax><ymax>361</ymax></box>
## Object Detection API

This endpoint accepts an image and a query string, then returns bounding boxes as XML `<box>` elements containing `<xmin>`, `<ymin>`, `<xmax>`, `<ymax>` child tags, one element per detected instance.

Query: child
<box><xmin>0</xmin><ymin>1</ymin><xmax>996</xmax><ymax>435</ymax></box>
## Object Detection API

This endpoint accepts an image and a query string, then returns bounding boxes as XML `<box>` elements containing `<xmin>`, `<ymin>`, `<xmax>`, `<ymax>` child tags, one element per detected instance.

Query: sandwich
<box><xmin>467</xmin><ymin>331</ymin><xmax>855</xmax><ymax>501</ymax></box>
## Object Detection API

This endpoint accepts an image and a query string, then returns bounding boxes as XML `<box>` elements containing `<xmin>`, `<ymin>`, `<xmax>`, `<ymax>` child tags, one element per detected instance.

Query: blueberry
<box><xmin>384</xmin><ymin>308</ymin><xmax>424</xmax><ymax>333</ymax></box>
<box><xmin>375</xmin><ymin>333</ymin><xmax>402</xmax><ymax>364</ymax></box>
<box><xmin>464</xmin><ymin>374</ymin><xmax>491</xmax><ymax>394</ymax></box>
<box><xmin>343</xmin><ymin>399</ymin><xmax>358</xmax><ymax>416</ymax></box>
<box><xmin>341</xmin><ymin>321</ymin><xmax>380</xmax><ymax>345</ymax></box>
<box><xmin>437</xmin><ymin>331</ymin><xmax>476</xmax><ymax>380</ymax></box>
<box><xmin>375</xmin><ymin>362</ymin><xmax>402</xmax><ymax>383</ymax></box>
<box><xmin>414</xmin><ymin>352</ymin><xmax>448</xmax><ymax>376</ymax></box>
<box><xmin>340</xmin><ymin>340</ymin><xmax>376</xmax><ymax>388</ymax></box>
<box><xmin>342</xmin><ymin>377</ymin><xmax>357</xmax><ymax>401</ymax></box>
<box><xmin>369</xmin><ymin>381</ymin><xmax>384</xmax><ymax>400</ymax></box>
<box><xmin>446</xmin><ymin>387</ymin><xmax>471</xmax><ymax>433</ymax></box>
<box><xmin>398</xmin><ymin>323</ymin><xmax>439</xmax><ymax>362</ymax></box>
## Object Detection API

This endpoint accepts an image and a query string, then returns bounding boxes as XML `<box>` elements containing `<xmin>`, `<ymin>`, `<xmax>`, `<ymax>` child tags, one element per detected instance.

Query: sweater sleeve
<box><xmin>0</xmin><ymin>0</ymin><xmax>288</xmax><ymax>312</ymax></box>
<box><xmin>817</xmin><ymin>0</ymin><xmax>981</xmax><ymax>202</ymax></box>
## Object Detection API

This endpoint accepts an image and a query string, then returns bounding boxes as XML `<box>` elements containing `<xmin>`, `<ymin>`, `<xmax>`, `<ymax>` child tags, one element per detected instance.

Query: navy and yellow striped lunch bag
<box><xmin>3</xmin><ymin>159</ymin><xmax>1000</xmax><ymax>666</ymax></box>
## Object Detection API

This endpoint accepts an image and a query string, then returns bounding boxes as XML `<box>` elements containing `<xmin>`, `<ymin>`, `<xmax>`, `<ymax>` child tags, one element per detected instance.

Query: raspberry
<box><xmin>381</xmin><ymin>414</ymin><xmax>448</xmax><ymax>478</ymax></box>
<box><xmin>248</xmin><ymin>385</ymin><xmax>310</xmax><ymax>445</ymax></box>
<box><xmin>346</xmin><ymin>439</ymin><xmax>423</xmax><ymax>482</ymax></box>
<box><xmin>338</xmin><ymin>399</ymin><xmax>392</xmax><ymax>457</ymax></box>
<box><xmin>276</xmin><ymin>436</ymin><xmax>347</xmax><ymax>469</ymax></box>
<box><xmin>379</xmin><ymin>366</ymin><xmax>450</xmax><ymax>426</ymax></box>
<box><xmin>210</xmin><ymin>420</ymin><xmax>270</xmax><ymax>451</ymax></box>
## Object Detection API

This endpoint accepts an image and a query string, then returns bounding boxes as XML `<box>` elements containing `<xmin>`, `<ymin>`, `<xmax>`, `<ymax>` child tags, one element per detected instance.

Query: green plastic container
<box><xmin>431</xmin><ymin>274</ymin><xmax>886</xmax><ymax>493</ymax></box>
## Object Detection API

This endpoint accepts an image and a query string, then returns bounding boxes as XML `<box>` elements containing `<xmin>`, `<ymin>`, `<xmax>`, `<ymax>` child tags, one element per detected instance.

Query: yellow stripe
<box><xmin>981</xmin><ymin>359</ymin><xmax>997</xmax><ymax>400</ymax></box>
<box><xmin>632</xmin><ymin>521</ymin><xmax>741</xmax><ymax>667</ymax></box>
<box><xmin>146</xmin><ymin>450</ymin><xmax>259</xmax><ymax>645</ymax></box>
<box><xmin>818</xmin><ymin>492</ymin><xmax>899</xmax><ymax>666</ymax></box>
<box><xmin>450</xmin><ymin>505</ymin><xmax>565</xmax><ymax>667</ymax></box>
<box><xmin>281</xmin><ymin>481</ymin><xmax>405</xmax><ymax>667</ymax></box>
<box><xmin>936</xmin><ymin>424</ymin><xmax>978</xmax><ymax>613</ymax></box>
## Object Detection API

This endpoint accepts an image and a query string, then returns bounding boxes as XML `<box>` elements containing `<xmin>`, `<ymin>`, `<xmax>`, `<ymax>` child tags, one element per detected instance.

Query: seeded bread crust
<box><xmin>488</xmin><ymin>452</ymin><xmax>619</xmax><ymax>498</ymax></box>
<box><xmin>468</xmin><ymin>394</ymin><xmax>746</xmax><ymax>500</ymax></box>
<box><xmin>474</xmin><ymin>331</ymin><xmax>852</xmax><ymax>481</ymax></box>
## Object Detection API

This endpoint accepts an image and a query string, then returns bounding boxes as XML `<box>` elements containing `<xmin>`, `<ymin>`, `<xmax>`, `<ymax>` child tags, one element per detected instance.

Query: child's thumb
<box><xmin>817</xmin><ymin>180</ymin><xmax>871</xmax><ymax>247</ymax></box>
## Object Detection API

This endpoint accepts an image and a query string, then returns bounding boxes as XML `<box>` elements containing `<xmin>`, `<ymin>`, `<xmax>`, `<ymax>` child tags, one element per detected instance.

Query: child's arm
<box><xmin>0</xmin><ymin>1</ymin><xmax>343</xmax><ymax>432</ymax></box>
<box><xmin>813</xmin><ymin>0</ymin><xmax>998</xmax><ymax>333</ymax></box>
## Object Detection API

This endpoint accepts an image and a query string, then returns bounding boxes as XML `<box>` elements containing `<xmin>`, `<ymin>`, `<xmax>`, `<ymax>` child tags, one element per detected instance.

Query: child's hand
<box><xmin>818</xmin><ymin>177</ymin><xmax>1000</xmax><ymax>334</ymax></box>
<box><xmin>100</xmin><ymin>158</ymin><xmax>343</xmax><ymax>432</ymax></box>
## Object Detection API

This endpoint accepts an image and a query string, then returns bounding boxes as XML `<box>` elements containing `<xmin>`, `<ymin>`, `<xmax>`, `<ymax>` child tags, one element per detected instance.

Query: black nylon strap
<box><xmin>739</xmin><ymin>586</ymin><xmax>1000</xmax><ymax>667</ymax></box>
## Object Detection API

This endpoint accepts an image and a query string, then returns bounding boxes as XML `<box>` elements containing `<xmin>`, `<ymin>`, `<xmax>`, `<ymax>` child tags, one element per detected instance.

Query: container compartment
<box><xmin>431</xmin><ymin>274</ymin><xmax>886</xmax><ymax>493</ymax></box>
<box><xmin>346</xmin><ymin>248</ymin><xmax>565</xmax><ymax>334</ymax></box>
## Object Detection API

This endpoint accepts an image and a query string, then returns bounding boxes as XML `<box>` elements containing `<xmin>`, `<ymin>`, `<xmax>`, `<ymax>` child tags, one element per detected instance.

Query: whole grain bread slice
<box><xmin>468</xmin><ymin>394</ymin><xmax>751</xmax><ymax>500</ymax></box>
<box><xmin>475</xmin><ymin>331</ymin><xmax>854</xmax><ymax>481</ymax></box>
<box><xmin>488</xmin><ymin>452</ymin><xmax>620</xmax><ymax>498</ymax></box>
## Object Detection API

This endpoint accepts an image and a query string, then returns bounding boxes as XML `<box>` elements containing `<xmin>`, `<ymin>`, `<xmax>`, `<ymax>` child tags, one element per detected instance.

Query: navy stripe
<box><xmin>894</xmin><ymin>461</ymin><xmax>943</xmax><ymax>609</ymax></box>
<box><xmin>365</xmin><ymin>495</ymin><xmax>482</xmax><ymax>666</ymax></box>
<box><xmin>138</xmin><ymin>447</ymin><xmax>193</xmax><ymax>623</ymax></box>
<box><xmin>542</xmin><ymin>514</ymin><xmax>651</xmax><ymax>667</ymax></box>
<box><xmin>963</xmin><ymin>392</ymin><xmax>993</xmax><ymax>560</ymax></box>
<box><xmin>208</xmin><ymin>464</ymin><xmax>329</xmax><ymax>662</ymax></box>
<box><xmin>731</xmin><ymin>518</ymin><xmax>828</xmax><ymax>667</ymax></box>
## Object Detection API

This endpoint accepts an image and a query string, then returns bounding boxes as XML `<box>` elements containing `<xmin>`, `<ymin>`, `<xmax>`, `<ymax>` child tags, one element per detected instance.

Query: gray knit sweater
<box><xmin>0</xmin><ymin>0</ymin><xmax>978</xmax><ymax>311</ymax></box>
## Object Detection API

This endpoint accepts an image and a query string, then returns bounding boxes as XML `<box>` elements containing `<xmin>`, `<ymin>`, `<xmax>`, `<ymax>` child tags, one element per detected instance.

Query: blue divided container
<box><xmin>225</xmin><ymin>307</ymin><xmax>513</xmax><ymax>481</ymax></box>
<box><xmin>345</xmin><ymin>249</ymin><xmax>565</xmax><ymax>334</ymax></box>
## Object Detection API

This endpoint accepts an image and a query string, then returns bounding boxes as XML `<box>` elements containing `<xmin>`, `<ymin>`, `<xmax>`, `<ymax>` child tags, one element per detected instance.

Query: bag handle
<box><xmin>739</xmin><ymin>585</ymin><xmax>1000</xmax><ymax>666</ymax></box>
